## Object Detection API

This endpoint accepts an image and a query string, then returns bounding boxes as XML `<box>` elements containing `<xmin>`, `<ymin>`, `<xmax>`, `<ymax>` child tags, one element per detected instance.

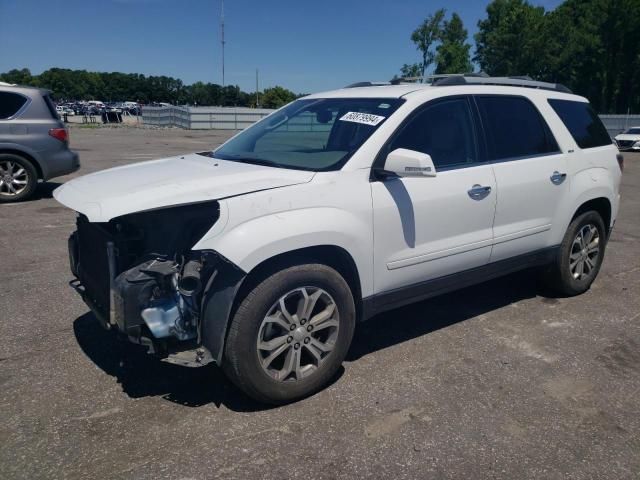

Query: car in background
<box><xmin>615</xmin><ymin>127</ymin><xmax>640</xmax><ymax>151</ymax></box>
<box><xmin>0</xmin><ymin>83</ymin><xmax>79</xmax><ymax>202</ymax></box>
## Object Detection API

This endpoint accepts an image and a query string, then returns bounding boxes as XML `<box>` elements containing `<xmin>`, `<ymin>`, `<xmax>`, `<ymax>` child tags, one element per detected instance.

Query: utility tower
<box><xmin>220</xmin><ymin>0</ymin><xmax>225</xmax><ymax>86</ymax></box>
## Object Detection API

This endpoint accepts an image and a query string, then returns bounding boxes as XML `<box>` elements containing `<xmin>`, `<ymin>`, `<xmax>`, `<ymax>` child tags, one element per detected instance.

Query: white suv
<box><xmin>54</xmin><ymin>76</ymin><xmax>622</xmax><ymax>404</ymax></box>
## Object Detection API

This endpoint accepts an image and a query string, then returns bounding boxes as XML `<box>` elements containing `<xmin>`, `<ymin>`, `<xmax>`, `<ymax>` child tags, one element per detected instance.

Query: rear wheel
<box><xmin>0</xmin><ymin>154</ymin><xmax>38</xmax><ymax>203</ymax></box>
<box><xmin>543</xmin><ymin>211</ymin><xmax>606</xmax><ymax>296</ymax></box>
<box><xmin>223</xmin><ymin>263</ymin><xmax>355</xmax><ymax>404</ymax></box>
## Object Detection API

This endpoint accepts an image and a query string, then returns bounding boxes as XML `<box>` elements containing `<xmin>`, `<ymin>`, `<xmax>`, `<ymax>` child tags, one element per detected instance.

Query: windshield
<box><xmin>213</xmin><ymin>97</ymin><xmax>404</xmax><ymax>171</ymax></box>
<box><xmin>624</xmin><ymin>128</ymin><xmax>640</xmax><ymax>134</ymax></box>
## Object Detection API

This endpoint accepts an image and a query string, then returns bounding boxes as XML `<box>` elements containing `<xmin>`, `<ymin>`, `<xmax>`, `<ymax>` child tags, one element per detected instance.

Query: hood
<box><xmin>615</xmin><ymin>134</ymin><xmax>640</xmax><ymax>141</ymax></box>
<box><xmin>54</xmin><ymin>153</ymin><xmax>315</xmax><ymax>222</ymax></box>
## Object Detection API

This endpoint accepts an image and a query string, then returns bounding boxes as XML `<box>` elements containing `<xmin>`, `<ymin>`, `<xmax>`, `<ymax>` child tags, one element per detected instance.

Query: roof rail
<box><xmin>390</xmin><ymin>72</ymin><xmax>489</xmax><ymax>85</ymax></box>
<box><xmin>346</xmin><ymin>74</ymin><xmax>572</xmax><ymax>94</ymax></box>
<box><xmin>432</xmin><ymin>74</ymin><xmax>572</xmax><ymax>94</ymax></box>
<box><xmin>344</xmin><ymin>81</ymin><xmax>391</xmax><ymax>88</ymax></box>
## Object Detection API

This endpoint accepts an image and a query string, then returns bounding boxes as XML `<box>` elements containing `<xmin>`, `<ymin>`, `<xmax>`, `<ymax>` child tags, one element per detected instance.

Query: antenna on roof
<box><xmin>220</xmin><ymin>0</ymin><xmax>226</xmax><ymax>87</ymax></box>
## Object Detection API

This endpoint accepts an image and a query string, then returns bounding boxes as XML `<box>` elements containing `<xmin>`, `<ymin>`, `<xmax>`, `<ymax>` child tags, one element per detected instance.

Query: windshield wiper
<box><xmin>212</xmin><ymin>153</ymin><xmax>289</xmax><ymax>169</ymax></box>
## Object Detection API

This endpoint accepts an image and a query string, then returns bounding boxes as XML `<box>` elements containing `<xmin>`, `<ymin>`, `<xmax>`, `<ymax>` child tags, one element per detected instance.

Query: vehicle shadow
<box><xmin>30</xmin><ymin>181</ymin><xmax>62</xmax><ymax>201</ymax></box>
<box><xmin>73</xmin><ymin>313</ymin><xmax>282</xmax><ymax>412</ymax></box>
<box><xmin>347</xmin><ymin>270</ymin><xmax>548</xmax><ymax>361</ymax></box>
<box><xmin>73</xmin><ymin>269</ymin><xmax>552</xmax><ymax>411</ymax></box>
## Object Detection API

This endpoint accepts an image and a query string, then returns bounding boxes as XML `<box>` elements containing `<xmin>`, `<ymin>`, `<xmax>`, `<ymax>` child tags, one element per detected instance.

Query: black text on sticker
<box><xmin>339</xmin><ymin>112</ymin><xmax>385</xmax><ymax>126</ymax></box>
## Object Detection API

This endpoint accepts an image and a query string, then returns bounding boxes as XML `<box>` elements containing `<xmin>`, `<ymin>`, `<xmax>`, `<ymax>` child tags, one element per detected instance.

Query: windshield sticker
<box><xmin>339</xmin><ymin>112</ymin><xmax>386</xmax><ymax>126</ymax></box>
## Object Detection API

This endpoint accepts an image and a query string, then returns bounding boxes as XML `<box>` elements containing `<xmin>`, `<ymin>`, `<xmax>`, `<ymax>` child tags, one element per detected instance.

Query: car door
<box><xmin>474</xmin><ymin>95</ymin><xmax>569</xmax><ymax>262</ymax></box>
<box><xmin>371</xmin><ymin>96</ymin><xmax>497</xmax><ymax>295</ymax></box>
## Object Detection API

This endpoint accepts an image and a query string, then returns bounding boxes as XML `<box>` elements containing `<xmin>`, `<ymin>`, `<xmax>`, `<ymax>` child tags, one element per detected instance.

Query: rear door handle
<box><xmin>468</xmin><ymin>184</ymin><xmax>492</xmax><ymax>200</ymax></box>
<box><xmin>550</xmin><ymin>171</ymin><xmax>567</xmax><ymax>185</ymax></box>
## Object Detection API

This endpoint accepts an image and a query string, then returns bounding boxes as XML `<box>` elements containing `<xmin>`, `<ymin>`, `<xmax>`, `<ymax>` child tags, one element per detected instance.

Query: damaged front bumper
<box><xmin>67</xmin><ymin>206</ymin><xmax>245</xmax><ymax>367</ymax></box>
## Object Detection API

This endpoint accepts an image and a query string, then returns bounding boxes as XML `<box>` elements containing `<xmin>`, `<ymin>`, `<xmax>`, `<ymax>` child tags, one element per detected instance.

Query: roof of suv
<box><xmin>305</xmin><ymin>83</ymin><xmax>587</xmax><ymax>103</ymax></box>
<box><xmin>306</xmin><ymin>84</ymin><xmax>426</xmax><ymax>99</ymax></box>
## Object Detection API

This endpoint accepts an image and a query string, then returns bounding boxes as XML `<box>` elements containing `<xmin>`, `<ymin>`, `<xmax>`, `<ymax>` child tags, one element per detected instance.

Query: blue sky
<box><xmin>0</xmin><ymin>0</ymin><xmax>562</xmax><ymax>94</ymax></box>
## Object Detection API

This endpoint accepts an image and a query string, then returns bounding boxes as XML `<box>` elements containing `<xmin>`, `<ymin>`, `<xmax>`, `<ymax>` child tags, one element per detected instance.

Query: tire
<box><xmin>223</xmin><ymin>263</ymin><xmax>356</xmax><ymax>404</ymax></box>
<box><xmin>543</xmin><ymin>211</ymin><xmax>607</xmax><ymax>296</ymax></box>
<box><xmin>0</xmin><ymin>153</ymin><xmax>38</xmax><ymax>203</ymax></box>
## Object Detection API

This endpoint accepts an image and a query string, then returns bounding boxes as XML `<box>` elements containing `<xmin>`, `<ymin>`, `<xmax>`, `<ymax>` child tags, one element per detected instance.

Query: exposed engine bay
<box><xmin>67</xmin><ymin>201</ymin><xmax>232</xmax><ymax>366</ymax></box>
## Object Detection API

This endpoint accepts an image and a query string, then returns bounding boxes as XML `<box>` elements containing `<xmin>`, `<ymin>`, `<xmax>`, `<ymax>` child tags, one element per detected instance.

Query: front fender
<box><xmin>193</xmin><ymin>206</ymin><xmax>374</xmax><ymax>298</ymax></box>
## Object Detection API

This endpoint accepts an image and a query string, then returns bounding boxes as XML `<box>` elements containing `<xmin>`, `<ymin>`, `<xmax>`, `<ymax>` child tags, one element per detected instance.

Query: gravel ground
<box><xmin>1</xmin><ymin>127</ymin><xmax>639</xmax><ymax>479</ymax></box>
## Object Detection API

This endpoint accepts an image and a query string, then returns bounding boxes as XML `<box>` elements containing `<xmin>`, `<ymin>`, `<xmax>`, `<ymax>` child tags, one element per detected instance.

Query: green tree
<box><xmin>543</xmin><ymin>0</ymin><xmax>640</xmax><ymax>113</ymax></box>
<box><xmin>399</xmin><ymin>63</ymin><xmax>423</xmax><ymax>79</ymax></box>
<box><xmin>474</xmin><ymin>0</ymin><xmax>547</xmax><ymax>77</ymax></box>
<box><xmin>411</xmin><ymin>9</ymin><xmax>446</xmax><ymax>78</ymax></box>
<box><xmin>435</xmin><ymin>13</ymin><xmax>472</xmax><ymax>74</ymax></box>
<box><xmin>260</xmin><ymin>86</ymin><xmax>297</xmax><ymax>108</ymax></box>
<box><xmin>0</xmin><ymin>67</ymin><xmax>307</xmax><ymax>108</ymax></box>
<box><xmin>0</xmin><ymin>68</ymin><xmax>33</xmax><ymax>85</ymax></box>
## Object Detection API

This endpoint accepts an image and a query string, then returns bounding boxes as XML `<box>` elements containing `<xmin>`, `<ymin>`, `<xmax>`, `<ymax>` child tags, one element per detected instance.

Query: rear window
<box><xmin>548</xmin><ymin>99</ymin><xmax>612</xmax><ymax>149</ymax></box>
<box><xmin>0</xmin><ymin>92</ymin><xmax>28</xmax><ymax>119</ymax></box>
<box><xmin>476</xmin><ymin>95</ymin><xmax>559</xmax><ymax>161</ymax></box>
<box><xmin>42</xmin><ymin>94</ymin><xmax>60</xmax><ymax>119</ymax></box>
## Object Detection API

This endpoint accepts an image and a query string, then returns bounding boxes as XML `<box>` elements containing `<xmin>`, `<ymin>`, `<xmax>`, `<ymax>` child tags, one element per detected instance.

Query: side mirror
<box><xmin>381</xmin><ymin>148</ymin><xmax>436</xmax><ymax>178</ymax></box>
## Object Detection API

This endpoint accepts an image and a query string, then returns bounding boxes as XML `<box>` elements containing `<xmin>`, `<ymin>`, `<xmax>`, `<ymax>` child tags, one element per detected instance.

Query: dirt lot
<box><xmin>1</xmin><ymin>127</ymin><xmax>639</xmax><ymax>479</ymax></box>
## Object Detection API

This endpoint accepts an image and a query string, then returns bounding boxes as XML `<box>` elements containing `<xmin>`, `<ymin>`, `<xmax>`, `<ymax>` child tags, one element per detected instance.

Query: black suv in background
<box><xmin>0</xmin><ymin>83</ymin><xmax>79</xmax><ymax>202</ymax></box>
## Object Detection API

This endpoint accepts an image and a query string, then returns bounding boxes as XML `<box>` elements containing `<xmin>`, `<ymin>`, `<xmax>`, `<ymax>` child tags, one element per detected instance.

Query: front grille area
<box><xmin>76</xmin><ymin>216</ymin><xmax>116</xmax><ymax>316</ymax></box>
<box><xmin>72</xmin><ymin>202</ymin><xmax>220</xmax><ymax>323</ymax></box>
<box><xmin>617</xmin><ymin>139</ymin><xmax>636</xmax><ymax>149</ymax></box>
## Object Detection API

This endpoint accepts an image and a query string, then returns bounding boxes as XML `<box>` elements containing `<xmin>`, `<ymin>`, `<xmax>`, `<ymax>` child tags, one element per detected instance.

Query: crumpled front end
<box><xmin>67</xmin><ymin>200</ymin><xmax>238</xmax><ymax>366</ymax></box>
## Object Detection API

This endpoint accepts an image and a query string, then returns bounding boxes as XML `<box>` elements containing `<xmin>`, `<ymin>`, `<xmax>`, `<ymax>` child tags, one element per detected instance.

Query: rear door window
<box><xmin>0</xmin><ymin>92</ymin><xmax>28</xmax><ymax>119</ymax></box>
<box><xmin>476</xmin><ymin>95</ymin><xmax>559</xmax><ymax>161</ymax></box>
<box><xmin>548</xmin><ymin>99</ymin><xmax>612</xmax><ymax>149</ymax></box>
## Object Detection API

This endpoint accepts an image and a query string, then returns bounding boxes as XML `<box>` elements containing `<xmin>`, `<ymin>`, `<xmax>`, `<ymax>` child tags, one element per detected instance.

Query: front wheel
<box><xmin>223</xmin><ymin>263</ymin><xmax>356</xmax><ymax>404</ymax></box>
<box><xmin>543</xmin><ymin>211</ymin><xmax>607</xmax><ymax>296</ymax></box>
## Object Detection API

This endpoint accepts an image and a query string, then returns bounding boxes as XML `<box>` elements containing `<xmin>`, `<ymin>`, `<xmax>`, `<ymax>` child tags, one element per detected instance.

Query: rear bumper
<box><xmin>42</xmin><ymin>148</ymin><xmax>80</xmax><ymax>180</ymax></box>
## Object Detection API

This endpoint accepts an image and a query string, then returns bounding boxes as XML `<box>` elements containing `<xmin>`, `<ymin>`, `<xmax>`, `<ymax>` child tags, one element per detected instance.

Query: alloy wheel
<box><xmin>256</xmin><ymin>286</ymin><xmax>339</xmax><ymax>382</ymax></box>
<box><xmin>0</xmin><ymin>161</ymin><xmax>30</xmax><ymax>197</ymax></box>
<box><xmin>569</xmin><ymin>224</ymin><xmax>600</xmax><ymax>280</ymax></box>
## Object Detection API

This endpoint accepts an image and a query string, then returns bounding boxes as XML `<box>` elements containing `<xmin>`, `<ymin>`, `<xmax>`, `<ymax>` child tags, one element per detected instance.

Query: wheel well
<box><xmin>0</xmin><ymin>149</ymin><xmax>43</xmax><ymax>179</ymax></box>
<box><xmin>236</xmin><ymin>245</ymin><xmax>363</xmax><ymax>320</ymax></box>
<box><xmin>572</xmin><ymin>197</ymin><xmax>612</xmax><ymax>235</ymax></box>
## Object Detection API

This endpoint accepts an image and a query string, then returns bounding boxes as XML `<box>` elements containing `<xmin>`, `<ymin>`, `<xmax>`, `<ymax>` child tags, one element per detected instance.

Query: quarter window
<box><xmin>548</xmin><ymin>99</ymin><xmax>612</xmax><ymax>149</ymax></box>
<box><xmin>389</xmin><ymin>98</ymin><xmax>477</xmax><ymax>169</ymax></box>
<box><xmin>0</xmin><ymin>92</ymin><xmax>28</xmax><ymax>119</ymax></box>
<box><xmin>476</xmin><ymin>96</ymin><xmax>559</xmax><ymax>161</ymax></box>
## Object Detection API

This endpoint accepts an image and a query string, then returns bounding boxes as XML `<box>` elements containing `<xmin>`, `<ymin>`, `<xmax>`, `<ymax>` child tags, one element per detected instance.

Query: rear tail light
<box><xmin>49</xmin><ymin>128</ymin><xmax>69</xmax><ymax>143</ymax></box>
<box><xmin>616</xmin><ymin>153</ymin><xmax>624</xmax><ymax>172</ymax></box>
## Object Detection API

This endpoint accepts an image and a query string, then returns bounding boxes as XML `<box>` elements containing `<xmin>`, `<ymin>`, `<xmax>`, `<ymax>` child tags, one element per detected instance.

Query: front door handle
<box><xmin>550</xmin><ymin>171</ymin><xmax>567</xmax><ymax>185</ymax></box>
<box><xmin>468</xmin><ymin>184</ymin><xmax>492</xmax><ymax>200</ymax></box>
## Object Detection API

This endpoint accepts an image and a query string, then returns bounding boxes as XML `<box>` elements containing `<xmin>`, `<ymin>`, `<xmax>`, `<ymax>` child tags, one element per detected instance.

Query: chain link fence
<box><xmin>143</xmin><ymin>106</ymin><xmax>639</xmax><ymax>138</ymax></box>
<box><xmin>142</xmin><ymin>106</ymin><xmax>274</xmax><ymax>130</ymax></box>
<box><xmin>600</xmin><ymin>114</ymin><xmax>640</xmax><ymax>138</ymax></box>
